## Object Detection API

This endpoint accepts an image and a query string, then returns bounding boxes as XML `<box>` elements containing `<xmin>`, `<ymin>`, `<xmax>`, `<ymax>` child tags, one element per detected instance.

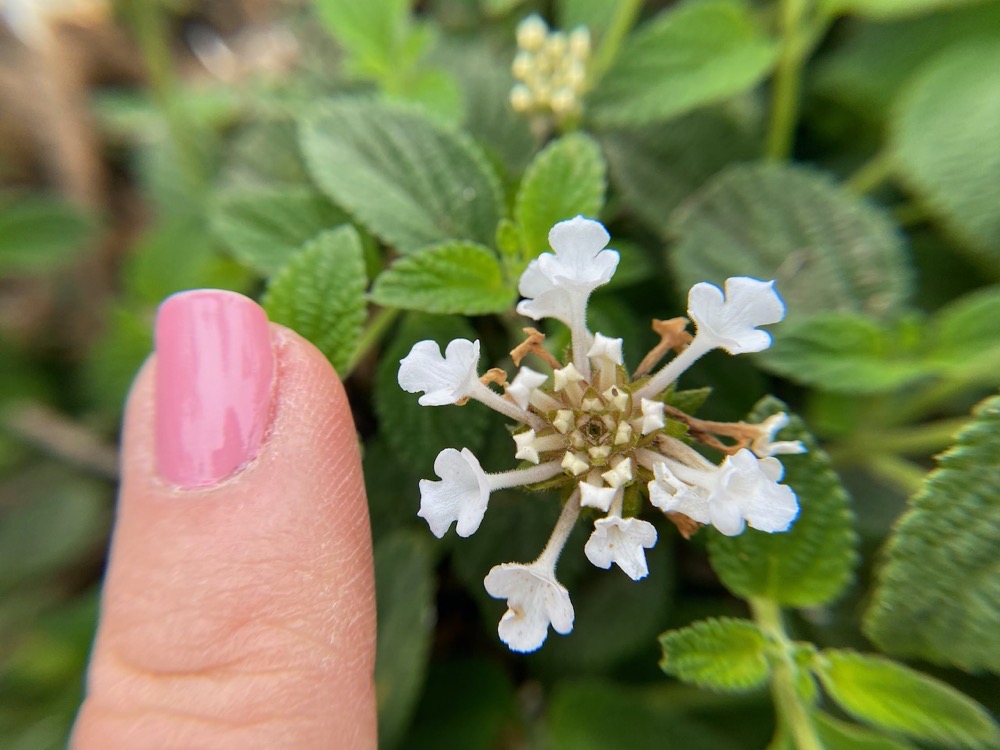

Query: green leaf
<box><xmin>374</xmin><ymin>529</ymin><xmax>435</xmax><ymax>749</ymax></box>
<box><xmin>588</xmin><ymin>0</ymin><xmax>779</xmax><ymax>127</ymax></box>
<box><xmin>82</xmin><ymin>307</ymin><xmax>153</xmax><ymax>417</ymax></box>
<box><xmin>659</xmin><ymin>617</ymin><xmax>769</xmax><ymax>692</ymax></box>
<box><xmin>513</xmin><ymin>133</ymin><xmax>607</xmax><ymax>272</ymax></box>
<box><xmin>371</xmin><ymin>241</ymin><xmax>514</xmax><ymax>315</ymax></box>
<box><xmin>313</xmin><ymin>0</ymin><xmax>409</xmax><ymax>78</ymax></box>
<box><xmin>263</xmin><ymin>227</ymin><xmax>368</xmax><ymax>374</ymax></box>
<box><xmin>864</xmin><ymin>394</ymin><xmax>1000</xmax><ymax>672</ymax></box>
<box><xmin>815</xmin><ymin>650</ymin><xmax>1000</xmax><ymax>749</ymax></box>
<box><xmin>374</xmin><ymin>313</ymin><xmax>491</xmax><ymax>474</ymax></box>
<box><xmin>761</xmin><ymin>313</ymin><xmax>932</xmax><ymax>394</ymax></box>
<box><xmin>926</xmin><ymin>285</ymin><xmax>1000</xmax><ymax>383</ymax></box>
<box><xmin>210</xmin><ymin>186</ymin><xmax>349</xmax><ymax>276</ymax></box>
<box><xmin>814</xmin><ymin>712</ymin><xmax>916</xmax><ymax>750</ymax></box>
<box><xmin>300</xmin><ymin>98</ymin><xmax>502</xmax><ymax>254</ymax></box>
<box><xmin>124</xmin><ymin>216</ymin><xmax>250</xmax><ymax>305</ymax></box>
<box><xmin>822</xmin><ymin>0</ymin><xmax>989</xmax><ymax>20</ymax></box>
<box><xmin>708</xmin><ymin>397</ymin><xmax>858</xmax><ymax>607</ymax></box>
<box><xmin>602</xmin><ymin>107</ymin><xmax>760</xmax><ymax>236</ymax></box>
<box><xmin>669</xmin><ymin>162</ymin><xmax>913</xmax><ymax>323</ymax></box>
<box><xmin>558</xmin><ymin>0</ymin><xmax>619</xmax><ymax>40</ymax></box>
<box><xmin>0</xmin><ymin>194</ymin><xmax>96</xmax><ymax>274</ymax></box>
<box><xmin>891</xmin><ymin>42</ymin><xmax>1000</xmax><ymax>268</ymax></box>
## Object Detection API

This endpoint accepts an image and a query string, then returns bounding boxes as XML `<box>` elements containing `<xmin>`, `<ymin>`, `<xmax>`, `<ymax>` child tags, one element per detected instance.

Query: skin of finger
<box><xmin>72</xmin><ymin>326</ymin><xmax>377</xmax><ymax>750</ymax></box>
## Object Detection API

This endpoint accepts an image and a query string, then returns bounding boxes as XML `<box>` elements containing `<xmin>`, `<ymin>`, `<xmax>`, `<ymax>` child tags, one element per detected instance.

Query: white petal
<box><xmin>516</xmin><ymin>216</ymin><xmax>619</xmax><ymax>326</ymax></box>
<box><xmin>398</xmin><ymin>339</ymin><xmax>481</xmax><ymax>406</ymax></box>
<box><xmin>687</xmin><ymin>277</ymin><xmax>785</xmax><ymax>355</ymax></box>
<box><xmin>587</xmin><ymin>332</ymin><xmax>623</xmax><ymax>365</ymax></box>
<box><xmin>417</xmin><ymin>448</ymin><xmax>490</xmax><ymax>538</ymax></box>
<box><xmin>640</xmin><ymin>398</ymin><xmax>666</xmax><ymax>435</ymax></box>
<box><xmin>579</xmin><ymin>481</ymin><xmax>616</xmax><ymax>511</ymax></box>
<box><xmin>506</xmin><ymin>365</ymin><xmax>548</xmax><ymax>410</ymax></box>
<box><xmin>648</xmin><ymin>463</ymin><xmax>711</xmax><ymax>524</ymax></box>
<box><xmin>584</xmin><ymin>516</ymin><xmax>657</xmax><ymax>580</ymax></box>
<box><xmin>484</xmin><ymin>562</ymin><xmax>574</xmax><ymax>652</ymax></box>
<box><xmin>709</xmin><ymin>497</ymin><xmax>747</xmax><ymax>537</ymax></box>
<box><xmin>717</xmin><ymin>449</ymin><xmax>799</xmax><ymax>534</ymax></box>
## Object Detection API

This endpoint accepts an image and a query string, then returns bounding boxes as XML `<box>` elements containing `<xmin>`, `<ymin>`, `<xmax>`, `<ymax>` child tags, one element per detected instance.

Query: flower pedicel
<box><xmin>398</xmin><ymin>216</ymin><xmax>805</xmax><ymax>652</ymax></box>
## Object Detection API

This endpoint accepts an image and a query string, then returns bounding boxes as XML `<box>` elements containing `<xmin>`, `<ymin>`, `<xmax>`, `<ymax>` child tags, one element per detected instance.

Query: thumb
<box><xmin>72</xmin><ymin>290</ymin><xmax>376</xmax><ymax>749</ymax></box>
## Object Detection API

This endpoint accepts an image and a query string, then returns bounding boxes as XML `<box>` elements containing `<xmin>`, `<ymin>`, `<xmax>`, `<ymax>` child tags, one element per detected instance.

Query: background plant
<box><xmin>0</xmin><ymin>0</ymin><xmax>998</xmax><ymax>747</ymax></box>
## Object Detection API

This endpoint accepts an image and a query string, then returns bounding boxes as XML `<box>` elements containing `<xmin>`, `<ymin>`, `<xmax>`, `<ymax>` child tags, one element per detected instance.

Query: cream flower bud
<box><xmin>579</xmin><ymin>480</ymin><xmax>616</xmax><ymax>512</ymax></box>
<box><xmin>507</xmin><ymin>365</ymin><xmax>548</xmax><ymax>410</ymax></box>
<box><xmin>640</xmin><ymin>398</ymin><xmax>666</xmax><ymax>435</ymax></box>
<box><xmin>516</xmin><ymin>14</ymin><xmax>548</xmax><ymax>52</ymax></box>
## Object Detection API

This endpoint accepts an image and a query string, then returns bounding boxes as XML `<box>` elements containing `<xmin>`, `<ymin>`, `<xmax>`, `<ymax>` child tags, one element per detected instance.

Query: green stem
<box><xmin>766</xmin><ymin>0</ymin><xmax>811</xmax><ymax>160</ymax></box>
<box><xmin>844</xmin><ymin>150</ymin><xmax>895</xmax><ymax>194</ymax></box>
<box><xmin>344</xmin><ymin>306</ymin><xmax>400</xmax><ymax>377</ymax></box>
<box><xmin>588</xmin><ymin>0</ymin><xmax>643</xmax><ymax>85</ymax></box>
<box><xmin>751</xmin><ymin>598</ymin><xmax>824</xmax><ymax>750</ymax></box>
<box><xmin>124</xmin><ymin>0</ymin><xmax>206</xmax><ymax>191</ymax></box>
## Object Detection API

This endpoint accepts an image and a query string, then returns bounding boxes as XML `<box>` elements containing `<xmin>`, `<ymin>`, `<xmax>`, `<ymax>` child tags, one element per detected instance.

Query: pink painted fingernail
<box><xmin>154</xmin><ymin>290</ymin><xmax>274</xmax><ymax>489</ymax></box>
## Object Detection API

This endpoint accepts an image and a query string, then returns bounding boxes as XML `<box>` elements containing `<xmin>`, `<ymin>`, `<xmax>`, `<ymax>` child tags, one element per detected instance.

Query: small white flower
<box><xmin>553</xmin><ymin>362</ymin><xmax>585</xmax><ymax>391</ymax></box>
<box><xmin>584</xmin><ymin>516</ymin><xmax>657</xmax><ymax>580</ymax></box>
<box><xmin>553</xmin><ymin>409</ymin><xmax>575</xmax><ymax>434</ymax></box>
<box><xmin>484</xmin><ymin>562</ymin><xmax>574</xmax><ymax>652</ymax></box>
<box><xmin>418</xmin><ymin>448</ymin><xmax>490</xmax><ymax>538</ymax></box>
<box><xmin>751</xmin><ymin>412</ymin><xmax>807</xmax><ymax>457</ymax></box>
<box><xmin>506</xmin><ymin>365</ymin><xmax>548</xmax><ymax>410</ymax></box>
<box><xmin>398</xmin><ymin>339</ymin><xmax>481</xmax><ymax>406</ymax></box>
<box><xmin>687</xmin><ymin>277</ymin><xmax>785</xmax><ymax>355</ymax></box>
<box><xmin>516</xmin><ymin>216</ymin><xmax>619</xmax><ymax>327</ymax></box>
<box><xmin>561</xmin><ymin>451</ymin><xmax>589</xmax><ymax>476</ymax></box>
<box><xmin>648</xmin><ymin>450</ymin><xmax>798</xmax><ymax>536</ymax></box>
<box><xmin>640</xmin><ymin>398</ymin><xmax>666</xmax><ymax>435</ymax></box>
<box><xmin>587</xmin><ymin>332</ymin><xmax>623</xmax><ymax>365</ymax></box>
<box><xmin>579</xmin><ymin>481</ymin><xmax>616</xmax><ymax>511</ymax></box>
<box><xmin>600</xmin><ymin>456</ymin><xmax>633</xmax><ymax>488</ymax></box>
<box><xmin>513</xmin><ymin>429</ymin><xmax>541</xmax><ymax>464</ymax></box>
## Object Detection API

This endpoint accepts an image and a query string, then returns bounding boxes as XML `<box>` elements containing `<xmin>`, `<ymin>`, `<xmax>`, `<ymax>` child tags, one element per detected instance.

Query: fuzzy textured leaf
<box><xmin>371</xmin><ymin>241</ymin><xmax>514</xmax><ymax>314</ymax></box>
<box><xmin>210</xmin><ymin>186</ymin><xmax>349</xmax><ymax>275</ymax></box>
<box><xmin>513</xmin><ymin>133</ymin><xmax>606</xmax><ymax>269</ymax></box>
<box><xmin>708</xmin><ymin>397</ymin><xmax>858</xmax><ymax>607</ymax></box>
<box><xmin>313</xmin><ymin>0</ymin><xmax>409</xmax><ymax>78</ymax></box>
<box><xmin>891</xmin><ymin>43</ymin><xmax>1000</xmax><ymax>268</ymax></box>
<box><xmin>659</xmin><ymin>618</ymin><xmax>769</xmax><ymax>692</ymax></box>
<box><xmin>602</xmin><ymin>108</ymin><xmax>759</xmax><ymax>236</ymax></box>
<box><xmin>864</xmin><ymin>394</ymin><xmax>1000</xmax><ymax>672</ymax></box>
<box><xmin>300</xmin><ymin>98</ymin><xmax>502</xmax><ymax>253</ymax></box>
<box><xmin>374</xmin><ymin>314</ymin><xmax>490</xmax><ymax>473</ymax></box>
<box><xmin>761</xmin><ymin>313</ymin><xmax>931</xmax><ymax>394</ymax></box>
<box><xmin>670</xmin><ymin>162</ymin><xmax>912</xmax><ymax>323</ymax></box>
<box><xmin>374</xmin><ymin>530</ymin><xmax>435</xmax><ymax>749</ymax></box>
<box><xmin>263</xmin><ymin>226</ymin><xmax>368</xmax><ymax>374</ymax></box>
<box><xmin>588</xmin><ymin>0</ymin><xmax>778</xmax><ymax>127</ymax></box>
<box><xmin>815</xmin><ymin>650</ymin><xmax>1000</xmax><ymax>748</ymax></box>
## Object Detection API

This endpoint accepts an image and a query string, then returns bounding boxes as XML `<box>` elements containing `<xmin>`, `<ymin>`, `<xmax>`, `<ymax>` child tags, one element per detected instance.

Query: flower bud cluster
<box><xmin>398</xmin><ymin>216</ymin><xmax>804</xmax><ymax>652</ymax></box>
<box><xmin>510</xmin><ymin>14</ymin><xmax>590</xmax><ymax>120</ymax></box>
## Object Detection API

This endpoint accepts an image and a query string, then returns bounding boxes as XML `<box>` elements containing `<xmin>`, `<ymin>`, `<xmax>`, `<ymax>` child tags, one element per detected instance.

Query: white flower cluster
<box><xmin>509</xmin><ymin>14</ymin><xmax>590</xmax><ymax>120</ymax></box>
<box><xmin>398</xmin><ymin>216</ymin><xmax>805</xmax><ymax>652</ymax></box>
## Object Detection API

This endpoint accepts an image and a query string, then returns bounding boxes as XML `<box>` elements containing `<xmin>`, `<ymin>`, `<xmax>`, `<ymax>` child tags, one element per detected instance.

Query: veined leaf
<box><xmin>512</xmin><ymin>133</ymin><xmax>606</xmax><ymax>272</ymax></box>
<box><xmin>760</xmin><ymin>313</ymin><xmax>931</xmax><ymax>394</ymax></box>
<box><xmin>313</xmin><ymin>0</ymin><xmax>410</xmax><ymax>78</ymax></box>
<box><xmin>602</xmin><ymin>107</ymin><xmax>760</xmax><ymax>236</ymax></box>
<box><xmin>708</xmin><ymin>397</ymin><xmax>858</xmax><ymax>607</ymax></box>
<box><xmin>371</xmin><ymin>241</ymin><xmax>514</xmax><ymax>315</ymax></box>
<box><xmin>374</xmin><ymin>529</ymin><xmax>435</xmax><ymax>749</ymax></box>
<box><xmin>588</xmin><ymin>0</ymin><xmax>778</xmax><ymax>127</ymax></box>
<box><xmin>300</xmin><ymin>98</ymin><xmax>502</xmax><ymax>254</ymax></box>
<box><xmin>891</xmin><ymin>42</ymin><xmax>1000</xmax><ymax>268</ymax></box>
<box><xmin>815</xmin><ymin>650</ymin><xmax>1000</xmax><ymax>749</ymax></box>
<box><xmin>263</xmin><ymin>227</ymin><xmax>368</xmax><ymax>375</ymax></box>
<box><xmin>864</xmin><ymin>394</ymin><xmax>1000</xmax><ymax>672</ymax></box>
<box><xmin>210</xmin><ymin>186</ymin><xmax>349</xmax><ymax>275</ymax></box>
<box><xmin>659</xmin><ymin>618</ymin><xmax>769</xmax><ymax>692</ymax></box>
<box><xmin>669</xmin><ymin>162</ymin><xmax>912</xmax><ymax>323</ymax></box>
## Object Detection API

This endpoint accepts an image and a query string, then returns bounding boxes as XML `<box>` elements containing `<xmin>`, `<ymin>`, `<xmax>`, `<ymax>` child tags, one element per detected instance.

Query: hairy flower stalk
<box><xmin>399</xmin><ymin>216</ymin><xmax>805</xmax><ymax>652</ymax></box>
